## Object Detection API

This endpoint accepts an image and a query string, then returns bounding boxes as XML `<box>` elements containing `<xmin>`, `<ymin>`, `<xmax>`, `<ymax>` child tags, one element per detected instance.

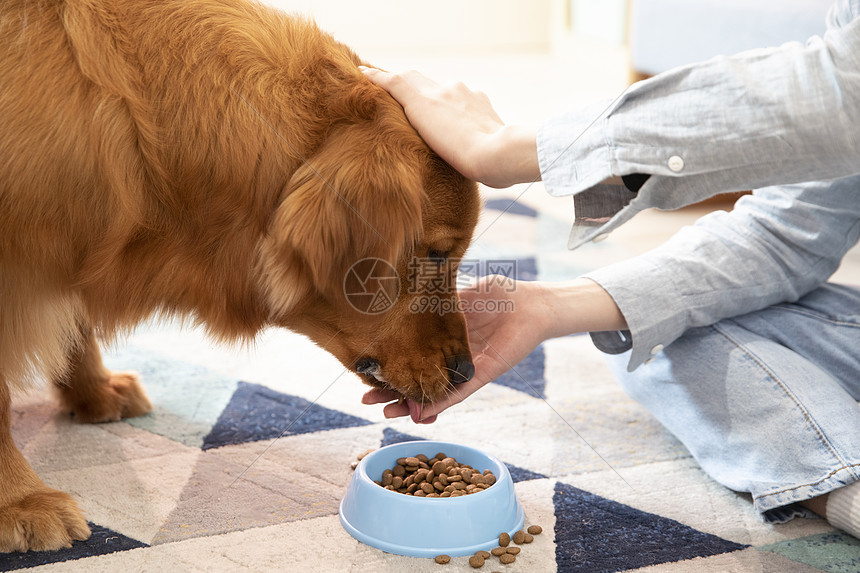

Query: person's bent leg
<box><xmin>604</xmin><ymin>284</ymin><xmax>860</xmax><ymax>534</ymax></box>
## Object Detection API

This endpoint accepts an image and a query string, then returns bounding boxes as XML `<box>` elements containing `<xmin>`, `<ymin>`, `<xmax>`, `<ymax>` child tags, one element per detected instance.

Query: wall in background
<box><xmin>569</xmin><ymin>0</ymin><xmax>628</xmax><ymax>44</ymax></box>
<box><xmin>264</xmin><ymin>0</ymin><xmax>554</xmax><ymax>55</ymax></box>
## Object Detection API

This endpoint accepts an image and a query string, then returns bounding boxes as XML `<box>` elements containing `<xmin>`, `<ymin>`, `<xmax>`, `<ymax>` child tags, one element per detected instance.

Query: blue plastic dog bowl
<box><xmin>339</xmin><ymin>440</ymin><xmax>524</xmax><ymax>558</ymax></box>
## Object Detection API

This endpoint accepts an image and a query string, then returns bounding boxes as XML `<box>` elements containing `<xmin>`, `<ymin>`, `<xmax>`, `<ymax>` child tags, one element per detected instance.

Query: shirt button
<box><xmin>667</xmin><ymin>156</ymin><xmax>685</xmax><ymax>172</ymax></box>
<box><xmin>591</xmin><ymin>233</ymin><xmax>610</xmax><ymax>243</ymax></box>
<box><xmin>650</xmin><ymin>344</ymin><xmax>664</xmax><ymax>355</ymax></box>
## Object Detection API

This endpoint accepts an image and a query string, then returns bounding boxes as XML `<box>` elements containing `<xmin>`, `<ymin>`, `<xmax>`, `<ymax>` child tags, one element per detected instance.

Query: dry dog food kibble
<box><xmin>350</xmin><ymin>448</ymin><xmax>376</xmax><ymax>469</ymax></box>
<box><xmin>428</xmin><ymin>524</ymin><xmax>545</xmax><ymax>566</ymax></box>
<box><xmin>523</xmin><ymin>533</ymin><xmax>534</xmax><ymax>543</ymax></box>
<box><xmin>375</xmin><ymin>452</ymin><xmax>496</xmax><ymax>497</ymax></box>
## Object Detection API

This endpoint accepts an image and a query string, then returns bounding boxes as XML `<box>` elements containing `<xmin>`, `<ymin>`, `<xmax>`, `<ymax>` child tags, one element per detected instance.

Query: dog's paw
<box><xmin>0</xmin><ymin>489</ymin><xmax>91</xmax><ymax>553</ymax></box>
<box><xmin>60</xmin><ymin>372</ymin><xmax>153</xmax><ymax>423</ymax></box>
<box><xmin>107</xmin><ymin>372</ymin><xmax>153</xmax><ymax>419</ymax></box>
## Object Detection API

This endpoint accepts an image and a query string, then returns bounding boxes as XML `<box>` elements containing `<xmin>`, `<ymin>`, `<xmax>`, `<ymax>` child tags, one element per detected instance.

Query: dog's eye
<box><xmin>428</xmin><ymin>249</ymin><xmax>448</xmax><ymax>264</ymax></box>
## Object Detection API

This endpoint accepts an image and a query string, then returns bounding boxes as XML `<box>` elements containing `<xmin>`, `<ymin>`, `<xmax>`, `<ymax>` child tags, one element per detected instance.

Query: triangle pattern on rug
<box><xmin>477</xmin><ymin>256</ymin><xmax>538</xmax><ymax>282</ymax></box>
<box><xmin>380</xmin><ymin>426</ymin><xmax>425</xmax><ymax>447</ymax></box>
<box><xmin>506</xmin><ymin>463</ymin><xmax>546</xmax><ymax>483</ymax></box>
<box><xmin>0</xmin><ymin>523</ymin><xmax>147</xmax><ymax>573</ymax></box>
<box><xmin>758</xmin><ymin>531</ymin><xmax>860</xmax><ymax>572</ymax></box>
<box><xmin>104</xmin><ymin>345</ymin><xmax>239</xmax><ymax>448</ymax></box>
<box><xmin>553</xmin><ymin>482</ymin><xmax>747</xmax><ymax>573</ymax></box>
<box><xmin>459</xmin><ymin>257</ymin><xmax>539</xmax><ymax>286</ymax></box>
<box><xmin>201</xmin><ymin>381</ymin><xmax>372</xmax><ymax>450</ymax></box>
<box><xmin>493</xmin><ymin>344</ymin><xmax>546</xmax><ymax>398</ymax></box>
<box><xmin>484</xmin><ymin>198</ymin><xmax>538</xmax><ymax>218</ymax></box>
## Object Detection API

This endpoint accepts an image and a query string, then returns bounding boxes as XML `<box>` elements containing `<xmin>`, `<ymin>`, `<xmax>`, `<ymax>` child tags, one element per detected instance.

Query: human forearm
<box><xmin>479</xmin><ymin>124</ymin><xmax>540</xmax><ymax>187</ymax></box>
<box><xmin>532</xmin><ymin>278</ymin><xmax>628</xmax><ymax>340</ymax></box>
<box><xmin>583</xmin><ymin>176</ymin><xmax>860</xmax><ymax>371</ymax></box>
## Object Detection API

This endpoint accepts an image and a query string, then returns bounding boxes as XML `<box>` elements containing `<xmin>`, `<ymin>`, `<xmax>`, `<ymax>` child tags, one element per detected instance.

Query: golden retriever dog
<box><xmin>0</xmin><ymin>0</ymin><xmax>480</xmax><ymax>552</ymax></box>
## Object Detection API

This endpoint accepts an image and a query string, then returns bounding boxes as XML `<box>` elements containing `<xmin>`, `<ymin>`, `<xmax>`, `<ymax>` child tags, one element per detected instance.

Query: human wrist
<box><xmin>535</xmin><ymin>278</ymin><xmax>627</xmax><ymax>339</ymax></box>
<box><xmin>477</xmin><ymin>124</ymin><xmax>540</xmax><ymax>188</ymax></box>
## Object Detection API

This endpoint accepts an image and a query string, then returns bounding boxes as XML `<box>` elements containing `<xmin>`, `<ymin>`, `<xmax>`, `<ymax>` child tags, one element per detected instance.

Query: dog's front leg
<box><xmin>0</xmin><ymin>376</ymin><xmax>92</xmax><ymax>552</ymax></box>
<box><xmin>53</xmin><ymin>325</ymin><xmax>152</xmax><ymax>423</ymax></box>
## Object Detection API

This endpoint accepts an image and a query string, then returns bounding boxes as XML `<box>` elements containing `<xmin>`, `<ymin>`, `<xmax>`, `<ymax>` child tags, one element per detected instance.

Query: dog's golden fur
<box><xmin>0</xmin><ymin>0</ymin><xmax>479</xmax><ymax>552</ymax></box>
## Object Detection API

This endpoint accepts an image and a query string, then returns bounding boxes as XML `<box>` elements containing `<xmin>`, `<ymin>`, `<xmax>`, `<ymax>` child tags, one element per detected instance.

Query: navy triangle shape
<box><xmin>381</xmin><ymin>426</ymin><xmax>426</xmax><ymax>447</ymax></box>
<box><xmin>0</xmin><ymin>523</ymin><xmax>147</xmax><ymax>572</ymax></box>
<box><xmin>493</xmin><ymin>344</ymin><xmax>546</xmax><ymax>398</ymax></box>
<box><xmin>476</xmin><ymin>257</ymin><xmax>538</xmax><ymax>282</ymax></box>
<box><xmin>484</xmin><ymin>198</ymin><xmax>538</xmax><ymax>218</ymax></box>
<box><xmin>553</xmin><ymin>482</ymin><xmax>747</xmax><ymax>572</ymax></box>
<box><xmin>512</xmin><ymin>257</ymin><xmax>538</xmax><ymax>281</ymax></box>
<box><xmin>461</xmin><ymin>257</ymin><xmax>538</xmax><ymax>284</ymax></box>
<box><xmin>201</xmin><ymin>381</ymin><xmax>372</xmax><ymax>450</ymax></box>
<box><xmin>506</xmin><ymin>463</ymin><xmax>546</xmax><ymax>483</ymax></box>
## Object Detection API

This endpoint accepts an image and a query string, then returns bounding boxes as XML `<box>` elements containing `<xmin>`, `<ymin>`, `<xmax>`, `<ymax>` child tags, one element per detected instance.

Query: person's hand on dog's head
<box><xmin>361</xmin><ymin>67</ymin><xmax>540</xmax><ymax>189</ymax></box>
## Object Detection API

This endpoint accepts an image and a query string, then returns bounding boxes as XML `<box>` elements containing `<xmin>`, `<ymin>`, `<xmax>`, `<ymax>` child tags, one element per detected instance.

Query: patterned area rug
<box><xmin>5</xmin><ymin>194</ymin><xmax>860</xmax><ymax>572</ymax></box>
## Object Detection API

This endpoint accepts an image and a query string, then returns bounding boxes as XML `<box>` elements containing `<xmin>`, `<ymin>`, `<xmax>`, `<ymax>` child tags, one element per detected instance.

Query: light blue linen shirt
<box><xmin>537</xmin><ymin>0</ymin><xmax>860</xmax><ymax>371</ymax></box>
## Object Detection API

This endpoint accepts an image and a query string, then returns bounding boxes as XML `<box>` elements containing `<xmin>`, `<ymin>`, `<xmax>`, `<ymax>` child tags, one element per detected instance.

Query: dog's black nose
<box><xmin>446</xmin><ymin>354</ymin><xmax>475</xmax><ymax>385</ymax></box>
<box><xmin>355</xmin><ymin>357</ymin><xmax>380</xmax><ymax>375</ymax></box>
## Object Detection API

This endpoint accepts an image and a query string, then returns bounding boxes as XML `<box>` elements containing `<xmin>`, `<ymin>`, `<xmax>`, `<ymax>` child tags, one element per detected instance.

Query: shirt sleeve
<box><xmin>539</xmin><ymin>0</ymin><xmax>860</xmax><ymax>211</ymax></box>
<box><xmin>587</xmin><ymin>177</ymin><xmax>860</xmax><ymax>370</ymax></box>
<box><xmin>535</xmin><ymin>0</ymin><xmax>860</xmax><ymax>370</ymax></box>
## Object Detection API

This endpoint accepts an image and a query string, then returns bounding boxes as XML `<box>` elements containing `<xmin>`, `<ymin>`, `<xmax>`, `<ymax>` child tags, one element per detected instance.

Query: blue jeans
<box><xmin>606</xmin><ymin>283</ymin><xmax>860</xmax><ymax>523</ymax></box>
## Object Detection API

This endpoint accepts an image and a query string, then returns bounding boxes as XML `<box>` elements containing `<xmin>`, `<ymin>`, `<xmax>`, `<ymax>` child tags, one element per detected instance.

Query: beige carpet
<box><xmin>4</xmin><ymin>197</ymin><xmax>857</xmax><ymax>573</ymax></box>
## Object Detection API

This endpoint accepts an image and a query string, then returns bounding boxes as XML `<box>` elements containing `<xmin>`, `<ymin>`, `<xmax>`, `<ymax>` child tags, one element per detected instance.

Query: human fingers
<box><xmin>371</xmin><ymin>359</ymin><xmax>492</xmax><ymax>423</ymax></box>
<box><xmin>372</xmin><ymin>397</ymin><xmax>437</xmax><ymax>424</ymax></box>
<box><xmin>413</xmin><ymin>353</ymin><xmax>496</xmax><ymax>420</ymax></box>
<box><xmin>359</xmin><ymin>389</ymin><xmax>436</xmax><ymax>423</ymax></box>
<box><xmin>381</xmin><ymin>399</ymin><xmax>410</xmax><ymax>418</ymax></box>
<box><xmin>359</xmin><ymin>67</ymin><xmax>438</xmax><ymax>104</ymax></box>
<box><xmin>361</xmin><ymin>388</ymin><xmax>410</xmax><ymax>418</ymax></box>
<box><xmin>361</xmin><ymin>387</ymin><xmax>401</xmax><ymax>405</ymax></box>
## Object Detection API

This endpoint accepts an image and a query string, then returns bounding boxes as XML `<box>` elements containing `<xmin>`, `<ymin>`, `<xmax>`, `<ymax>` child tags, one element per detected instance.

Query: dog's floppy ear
<box><xmin>258</xmin><ymin>120</ymin><xmax>425</xmax><ymax>316</ymax></box>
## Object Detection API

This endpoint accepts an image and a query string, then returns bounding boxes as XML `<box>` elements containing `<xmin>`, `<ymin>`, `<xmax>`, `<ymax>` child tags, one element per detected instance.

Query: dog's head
<box><xmin>257</xmin><ymin>79</ymin><xmax>480</xmax><ymax>404</ymax></box>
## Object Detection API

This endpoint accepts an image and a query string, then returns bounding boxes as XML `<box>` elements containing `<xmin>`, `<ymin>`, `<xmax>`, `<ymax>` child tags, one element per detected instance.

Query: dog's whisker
<box><xmin>417</xmin><ymin>369</ymin><xmax>430</xmax><ymax>404</ymax></box>
<box><xmin>445</xmin><ymin>378</ymin><xmax>467</xmax><ymax>404</ymax></box>
<box><xmin>433</xmin><ymin>363</ymin><xmax>455</xmax><ymax>401</ymax></box>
